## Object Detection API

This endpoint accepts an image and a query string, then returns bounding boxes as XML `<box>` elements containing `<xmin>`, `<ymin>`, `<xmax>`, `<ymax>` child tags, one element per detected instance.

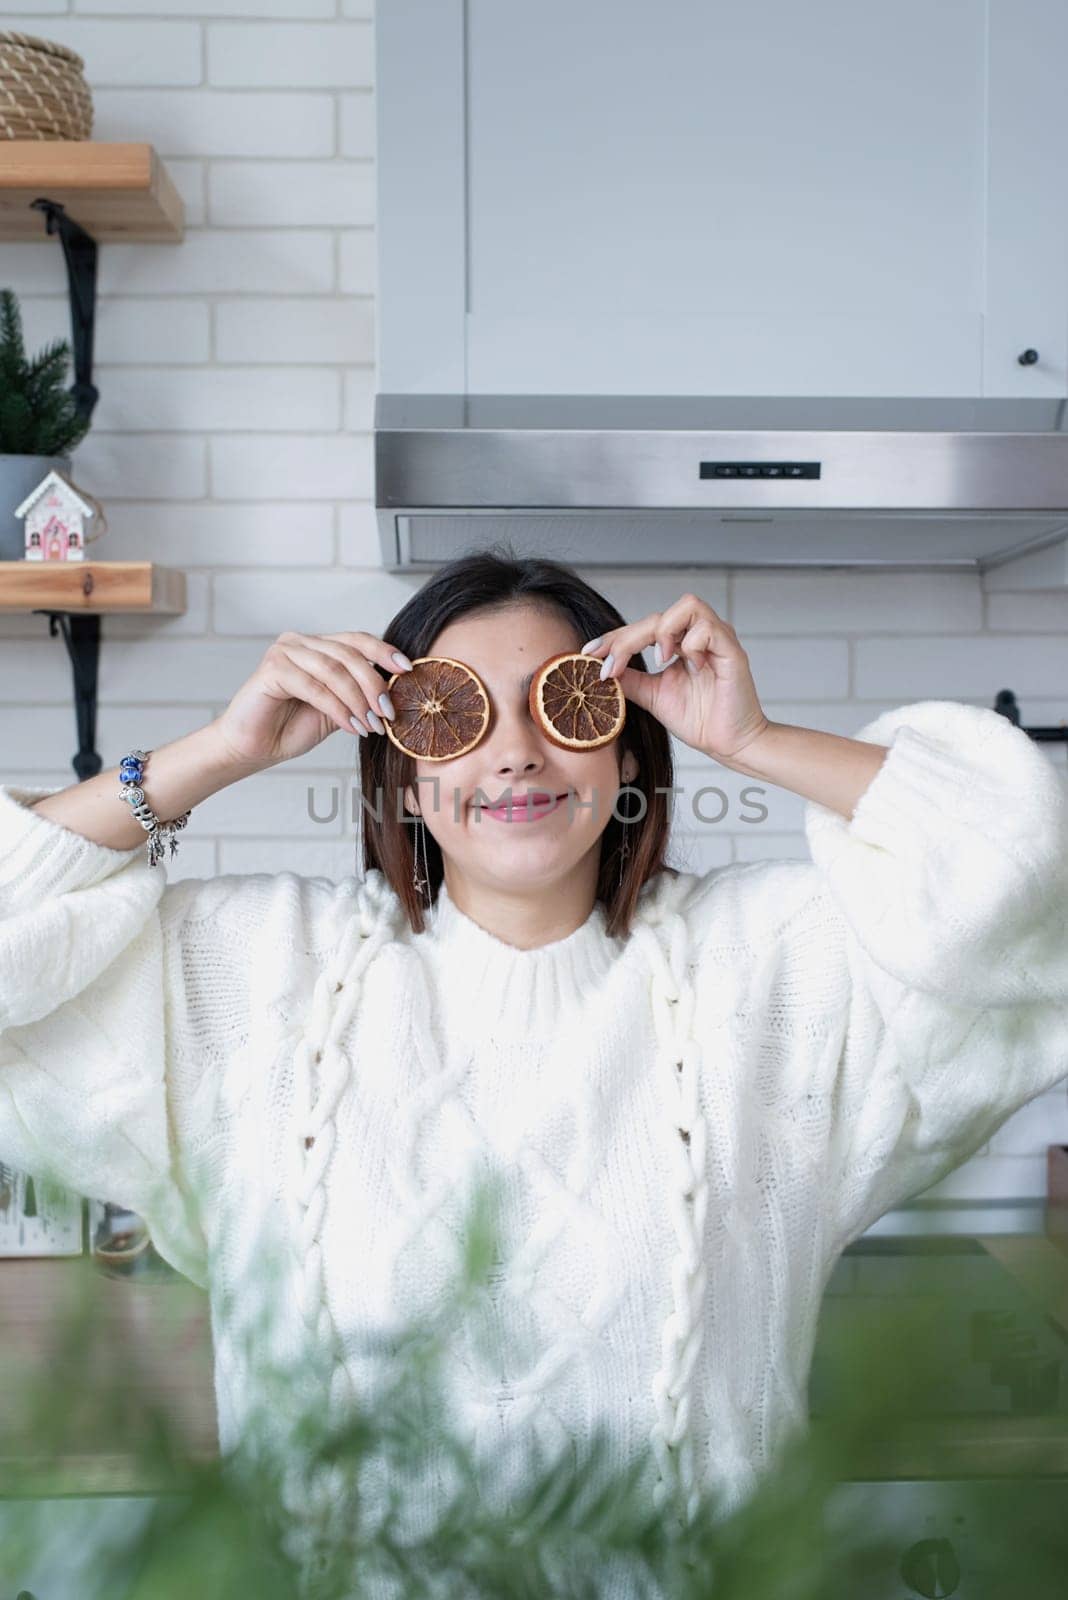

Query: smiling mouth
<box><xmin>476</xmin><ymin>792</ymin><xmax>570</xmax><ymax>819</ymax></box>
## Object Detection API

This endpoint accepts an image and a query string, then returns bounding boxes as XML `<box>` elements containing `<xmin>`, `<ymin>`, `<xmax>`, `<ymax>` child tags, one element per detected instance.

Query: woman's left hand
<box><xmin>580</xmin><ymin>593</ymin><xmax>771</xmax><ymax>763</ymax></box>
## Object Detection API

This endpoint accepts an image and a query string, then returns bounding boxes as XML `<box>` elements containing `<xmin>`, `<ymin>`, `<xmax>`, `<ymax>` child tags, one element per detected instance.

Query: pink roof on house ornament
<box><xmin>14</xmin><ymin>469</ymin><xmax>96</xmax><ymax>524</ymax></box>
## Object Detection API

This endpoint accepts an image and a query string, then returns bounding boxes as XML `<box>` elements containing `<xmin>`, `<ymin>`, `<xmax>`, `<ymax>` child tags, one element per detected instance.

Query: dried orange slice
<box><xmin>529</xmin><ymin>651</ymin><xmax>626</xmax><ymax>751</ymax></box>
<box><xmin>382</xmin><ymin>655</ymin><xmax>491</xmax><ymax>761</ymax></box>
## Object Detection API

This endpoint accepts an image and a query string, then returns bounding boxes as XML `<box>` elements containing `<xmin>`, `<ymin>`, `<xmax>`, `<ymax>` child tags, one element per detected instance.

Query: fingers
<box><xmin>581</xmin><ymin>609</ymin><xmax>659</xmax><ymax>675</ymax></box>
<box><xmin>581</xmin><ymin>596</ymin><xmax>739</xmax><ymax>678</ymax></box>
<box><xmin>678</xmin><ymin>619</ymin><xmax>714</xmax><ymax>674</ymax></box>
<box><xmin>318</xmin><ymin>630</ymin><xmax>414</xmax><ymax>679</ymax></box>
<box><xmin>306</xmin><ymin>632</ymin><xmax>419</xmax><ymax>735</ymax></box>
<box><xmin>271</xmin><ymin>652</ymin><xmax>369</xmax><ymax>734</ymax></box>
<box><xmin>274</xmin><ymin>632</ymin><xmax>397</xmax><ymax>735</ymax></box>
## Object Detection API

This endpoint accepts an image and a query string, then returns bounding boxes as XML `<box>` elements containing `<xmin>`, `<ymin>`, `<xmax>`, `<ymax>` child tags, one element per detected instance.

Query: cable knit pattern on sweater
<box><xmin>628</xmin><ymin>900</ymin><xmax>712</xmax><ymax>1525</ymax></box>
<box><xmin>1</xmin><ymin>700</ymin><xmax>1066</xmax><ymax>1578</ymax></box>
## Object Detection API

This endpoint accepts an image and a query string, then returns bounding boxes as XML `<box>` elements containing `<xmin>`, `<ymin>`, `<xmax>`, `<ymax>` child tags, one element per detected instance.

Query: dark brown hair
<box><xmin>357</xmin><ymin>544</ymin><xmax>679</xmax><ymax>938</ymax></box>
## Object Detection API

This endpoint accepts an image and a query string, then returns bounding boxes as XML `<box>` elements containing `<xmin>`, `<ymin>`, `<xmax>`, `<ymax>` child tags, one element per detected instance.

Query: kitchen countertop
<box><xmin>3</xmin><ymin>1202</ymin><xmax>1068</xmax><ymax>1499</ymax></box>
<box><xmin>0</xmin><ymin>1253</ymin><xmax>216</xmax><ymax>1497</ymax></box>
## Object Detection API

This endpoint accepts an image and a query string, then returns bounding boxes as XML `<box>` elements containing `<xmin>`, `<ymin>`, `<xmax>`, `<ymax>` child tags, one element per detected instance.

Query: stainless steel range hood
<box><xmin>374</xmin><ymin>393</ymin><xmax>1068</xmax><ymax>573</ymax></box>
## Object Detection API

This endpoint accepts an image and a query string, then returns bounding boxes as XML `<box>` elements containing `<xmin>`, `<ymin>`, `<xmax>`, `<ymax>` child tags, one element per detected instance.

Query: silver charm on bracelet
<box><xmin>118</xmin><ymin>748</ymin><xmax>191</xmax><ymax>868</ymax></box>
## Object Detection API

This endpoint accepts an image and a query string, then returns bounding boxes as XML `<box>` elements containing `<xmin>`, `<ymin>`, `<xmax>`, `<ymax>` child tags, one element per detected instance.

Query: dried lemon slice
<box><xmin>528</xmin><ymin>651</ymin><xmax>626</xmax><ymax>751</ymax></box>
<box><xmin>382</xmin><ymin>656</ymin><xmax>491</xmax><ymax>761</ymax></box>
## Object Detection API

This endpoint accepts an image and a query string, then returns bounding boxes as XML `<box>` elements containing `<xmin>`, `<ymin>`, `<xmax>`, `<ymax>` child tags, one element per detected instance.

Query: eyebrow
<box><xmin>477</xmin><ymin>670</ymin><xmax>536</xmax><ymax>700</ymax></box>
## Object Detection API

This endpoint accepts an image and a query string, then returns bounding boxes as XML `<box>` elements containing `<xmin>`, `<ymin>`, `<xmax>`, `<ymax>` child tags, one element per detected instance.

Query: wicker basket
<box><xmin>0</xmin><ymin>31</ymin><xmax>93</xmax><ymax>141</ymax></box>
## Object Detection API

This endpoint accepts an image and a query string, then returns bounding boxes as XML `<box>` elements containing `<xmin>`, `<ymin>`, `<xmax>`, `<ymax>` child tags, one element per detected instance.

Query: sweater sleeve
<box><xmin>801</xmin><ymin>699</ymin><xmax>1068</xmax><ymax>1246</ymax></box>
<box><xmin>0</xmin><ymin>782</ymin><xmax>270</xmax><ymax>1287</ymax></box>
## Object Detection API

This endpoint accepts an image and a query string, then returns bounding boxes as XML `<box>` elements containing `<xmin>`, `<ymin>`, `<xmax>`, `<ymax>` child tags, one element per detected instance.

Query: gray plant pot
<box><xmin>0</xmin><ymin>453</ymin><xmax>72</xmax><ymax>560</ymax></box>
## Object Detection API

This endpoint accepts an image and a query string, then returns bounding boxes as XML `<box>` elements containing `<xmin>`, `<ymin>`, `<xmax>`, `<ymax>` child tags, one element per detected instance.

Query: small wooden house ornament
<box><xmin>15</xmin><ymin>469</ymin><xmax>97</xmax><ymax>563</ymax></box>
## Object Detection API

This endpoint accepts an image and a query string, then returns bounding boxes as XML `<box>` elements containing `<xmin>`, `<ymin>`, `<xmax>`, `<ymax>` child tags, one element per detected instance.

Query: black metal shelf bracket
<box><xmin>29</xmin><ymin>198</ymin><xmax>100</xmax><ymax>429</ymax></box>
<box><xmin>994</xmin><ymin>688</ymin><xmax>1068</xmax><ymax>743</ymax></box>
<box><xmin>31</xmin><ymin>609</ymin><xmax>102</xmax><ymax>781</ymax></box>
<box><xmin>22</xmin><ymin>198</ymin><xmax>103</xmax><ymax>779</ymax></box>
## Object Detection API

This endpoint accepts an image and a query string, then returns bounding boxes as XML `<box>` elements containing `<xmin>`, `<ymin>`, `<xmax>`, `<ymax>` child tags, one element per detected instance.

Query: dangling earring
<box><xmin>412</xmin><ymin>813</ymin><xmax>431</xmax><ymax>902</ymax></box>
<box><xmin>617</xmin><ymin>792</ymin><xmax>635</xmax><ymax>890</ymax></box>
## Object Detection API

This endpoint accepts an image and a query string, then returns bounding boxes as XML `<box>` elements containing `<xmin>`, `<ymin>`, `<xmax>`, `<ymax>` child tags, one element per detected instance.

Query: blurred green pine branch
<box><xmin>1</xmin><ymin>1171</ymin><xmax>1066</xmax><ymax>1599</ymax></box>
<box><xmin>0</xmin><ymin>287</ymin><xmax>91</xmax><ymax>457</ymax></box>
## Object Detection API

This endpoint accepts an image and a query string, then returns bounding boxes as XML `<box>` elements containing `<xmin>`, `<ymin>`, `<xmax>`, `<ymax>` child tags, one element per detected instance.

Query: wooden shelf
<box><xmin>0</xmin><ymin>142</ymin><xmax>184</xmax><ymax>243</ymax></box>
<box><xmin>0</xmin><ymin>560</ymin><xmax>186</xmax><ymax>615</ymax></box>
<box><xmin>0</xmin><ymin>561</ymin><xmax>187</xmax><ymax>775</ymax></box>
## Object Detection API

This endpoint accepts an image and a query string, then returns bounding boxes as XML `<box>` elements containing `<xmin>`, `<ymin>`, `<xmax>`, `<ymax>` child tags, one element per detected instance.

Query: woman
<box><xmin>1</xmin><ymin>549</ymin><xmax>1065</xmax><ymax>1580</ymax></box>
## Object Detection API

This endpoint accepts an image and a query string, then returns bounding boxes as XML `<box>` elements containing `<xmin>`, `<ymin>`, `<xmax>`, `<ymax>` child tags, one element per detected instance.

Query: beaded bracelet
<box><xmin>118</xmin><ymin>748</ymin><xmax>191</xmax><ymax>868</ymax></box>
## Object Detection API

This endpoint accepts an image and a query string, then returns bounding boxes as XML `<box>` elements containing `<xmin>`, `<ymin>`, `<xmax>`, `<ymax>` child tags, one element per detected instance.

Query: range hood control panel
<box><xmin>699</xmin><ymin>460</ymin><xmax>822</xmax><ymax>479</ymax></box>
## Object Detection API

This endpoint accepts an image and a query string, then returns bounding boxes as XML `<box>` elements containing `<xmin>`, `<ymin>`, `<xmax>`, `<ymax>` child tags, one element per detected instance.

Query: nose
<box><xmin>483</xmin><ymin>698</ymin><xmax>548</xmax><ymax>779</ymax></box>
<box><xmin>491</xmin><ymin>743</ymin><xmax>544</xmax><ymax>781</ymax></box>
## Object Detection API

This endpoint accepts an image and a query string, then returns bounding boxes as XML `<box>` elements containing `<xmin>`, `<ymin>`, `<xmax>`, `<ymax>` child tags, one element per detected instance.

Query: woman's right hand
<box><xmin>211</xmin><ymin>630</ymin><xmax>413</xmax><ymax>768</ymax></box>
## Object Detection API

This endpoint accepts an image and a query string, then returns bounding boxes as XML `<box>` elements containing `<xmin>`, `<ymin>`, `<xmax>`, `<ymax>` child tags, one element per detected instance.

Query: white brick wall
<box><xmin>1</xmin><ymin>0</ymin><xmax>1065</xmax><ymax>1208</ymax></box>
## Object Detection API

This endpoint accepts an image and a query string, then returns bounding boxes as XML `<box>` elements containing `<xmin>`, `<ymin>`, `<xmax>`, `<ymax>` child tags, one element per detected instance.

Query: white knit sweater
<box><xmin>1</xmin><ymin>699</ymin><xmax>1066</xmax><ymax>1559</ymax></box>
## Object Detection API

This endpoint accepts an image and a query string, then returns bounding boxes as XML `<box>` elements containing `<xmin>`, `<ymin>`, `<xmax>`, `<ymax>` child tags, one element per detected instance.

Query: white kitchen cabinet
<box><xmin>377</xmin><ymin>0</ymin><xmax>1068</xmax><ymax>399</ymax></box>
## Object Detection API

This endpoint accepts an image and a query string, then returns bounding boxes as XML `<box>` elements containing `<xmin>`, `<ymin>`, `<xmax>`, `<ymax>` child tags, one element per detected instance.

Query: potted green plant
<box><xmin>0</xmin><ymin>286</ymin><xmax>91</xmax><ymax>560</ymax></box>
